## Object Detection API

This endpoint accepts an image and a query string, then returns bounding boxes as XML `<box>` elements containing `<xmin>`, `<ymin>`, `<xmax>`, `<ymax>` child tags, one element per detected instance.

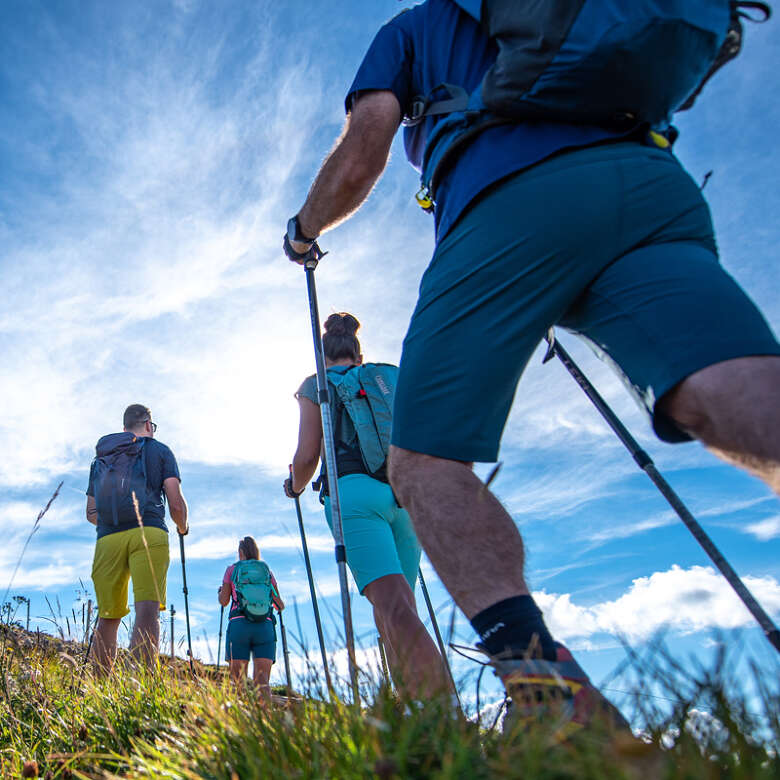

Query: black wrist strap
<box><xmin>288</xmin><ymin>215</ymin><xmax>319</xmax><ymax>243</ymax></box>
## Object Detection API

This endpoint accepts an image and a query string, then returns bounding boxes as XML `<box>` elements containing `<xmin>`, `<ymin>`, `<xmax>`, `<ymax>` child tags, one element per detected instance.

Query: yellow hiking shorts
<box><xmin>91</xmin><ymin>526</ymin><xmax>169</xmax><ymax>619</ymax></box>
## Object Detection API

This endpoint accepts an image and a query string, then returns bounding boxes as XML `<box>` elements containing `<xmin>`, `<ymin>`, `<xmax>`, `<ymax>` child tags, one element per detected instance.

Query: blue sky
<box><xmin>1</xmin><ymin>0</ymin><xmax>779</xmax><ymax>716</ymax></box>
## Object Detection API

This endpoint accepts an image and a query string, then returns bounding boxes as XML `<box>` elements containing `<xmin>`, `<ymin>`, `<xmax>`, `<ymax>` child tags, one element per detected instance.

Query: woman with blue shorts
<box><xmin>285</xmin><ymin>312</ymin><xmax>448</xmax><ymax>699</ymax></box>
<box><xmin>217</xmin><ymin>536</ymin><xmax>284</xmax><ymax>698</ymax></box>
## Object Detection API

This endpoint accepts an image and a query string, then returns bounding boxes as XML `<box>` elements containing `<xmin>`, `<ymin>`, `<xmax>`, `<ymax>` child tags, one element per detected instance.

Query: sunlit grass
<box><xmin>0</xmin><ymin>621</ymin><xmax>778</xmax><ymax>778</ymax></box>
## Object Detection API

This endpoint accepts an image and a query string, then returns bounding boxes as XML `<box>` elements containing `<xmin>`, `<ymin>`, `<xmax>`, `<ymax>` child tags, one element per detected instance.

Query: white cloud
<box><xmin>173</xmin><ymin>531</ymin><xmax>334</xmax><ymax>561</ymax></box>
<box><xmin>744</xmin><ymin>515</ymin><xmax>780</xmax><ymax>541</ymax></box>
<box><xmin>535</xmin><ymin>565</ymin><xmax>780</xmax><ymax>643</ymax></box>
<box><xmin>0</xmin><ymin>562</ymin><xmax>81</xmax><ymax>592</ymax></box>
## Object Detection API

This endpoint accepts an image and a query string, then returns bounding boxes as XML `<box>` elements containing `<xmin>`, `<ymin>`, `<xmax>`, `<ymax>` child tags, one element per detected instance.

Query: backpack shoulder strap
<box><xmin>453</xmin><ymin>0</ymin><xmax>481</xmax><ymax>21</ymax></box>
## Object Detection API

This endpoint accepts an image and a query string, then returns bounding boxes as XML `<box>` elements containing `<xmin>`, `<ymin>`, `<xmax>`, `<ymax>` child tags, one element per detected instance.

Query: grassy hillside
<box><xmin>0</xmin><ymin>624</ymin><xmax>778</xmax><ymax>779</ymax></box>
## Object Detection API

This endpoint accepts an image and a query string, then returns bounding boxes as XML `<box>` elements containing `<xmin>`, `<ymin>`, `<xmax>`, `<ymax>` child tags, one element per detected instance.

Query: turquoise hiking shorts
<box><xmin>393</xmin><ymin>141</ymin><xmax>780</xmax><ymax>463</ymax></box>
<box><xmin>324</xmin><ymin>474</ymin><xmax>421</xmax><ymax>594</ymax></box>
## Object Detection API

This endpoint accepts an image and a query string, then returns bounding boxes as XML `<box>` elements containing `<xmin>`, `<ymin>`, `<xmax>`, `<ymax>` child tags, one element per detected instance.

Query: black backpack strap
<box><xmin>679</xmin><ymin>1</ymin><xmax>771</xmax><ymax>112</ymax></box>
<box><xmin>403</xmin><ymin>84</ymin><xmax>469</xmax><ymax>126</ymax></box>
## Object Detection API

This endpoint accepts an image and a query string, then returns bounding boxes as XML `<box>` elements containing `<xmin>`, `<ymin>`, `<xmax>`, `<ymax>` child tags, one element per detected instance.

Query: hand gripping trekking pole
<box><xmin>178</xmin><ymin>533</ymin><xmax>195</xmax><ymax>672</ymax></box>
<box><xmin>302</xmin><ymin>259</ymin><xmax>360</xmax><ymax>702</ymax></box>
<box><xmin>543</xmin><ymin>329</ymin><xmax>780</xmax><ymax>655</ymax></box>
<box><xmin>217</xmin><ymin>605</ymin><xmax>225</xmax><ymax>670</ymax></box>
<box><xmin>278</xmin><ymin>608</ymin><xmax>293</xmax><ymax>695</ymax></box>
<box><xmin>291</xmin><ymin>467</ymin><xmax>334</xmax><ymax>695</ymax></box>
<box><xmin>418</xmin><ymin>569</ymin><xmax>461</xmax><ymax>709</ymax></box>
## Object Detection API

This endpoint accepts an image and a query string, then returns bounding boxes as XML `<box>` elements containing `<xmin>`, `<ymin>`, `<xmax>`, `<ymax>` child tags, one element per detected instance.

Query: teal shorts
<box><xmin>225</xmin><ymin>616</ymin><xmax>276</xmax><ymax>662</ymax></box>
<box><xmin>324</xmin><ymin>474</ymin><xmax>421</xmax><ymax>594</ymax></box>
<box><xmin>393</xmin><ymin>141</ymin><xmax>780</xmax><ymax>462</ymax></box>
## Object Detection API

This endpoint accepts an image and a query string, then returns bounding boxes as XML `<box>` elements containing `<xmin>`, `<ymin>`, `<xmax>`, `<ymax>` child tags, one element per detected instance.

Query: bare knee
<box><xmin>389</xmin><ymin>446</ymin><xmax>471</xmax><ymax>505</ymax></box>
<box><xmin>388</xmin><ymin>446</ymin><xmax>426</xmax><ymax>504</ymax></box>
<box><xmin>364</xmin><ymin>575</ymin><xmax>417</xmax><ymax>627</ymax></box>
<box><xmin>659</xmin><ymin>377</ymin><xmax>710</xmax><ymax>439</ymax></box>
<box><xmin>659</xmin><ymin>356</ymin><xmax>780</xmax><ymax>445</ymax></box>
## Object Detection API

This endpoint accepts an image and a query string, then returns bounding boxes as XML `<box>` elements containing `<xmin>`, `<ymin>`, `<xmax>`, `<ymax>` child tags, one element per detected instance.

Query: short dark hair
<box><xmin>123</xmin><ymin>404</ymin><xmax>152</xmax><ymax>430</ymax></box>
<box><xmin>239</xmin><ymin>536</ymin><xmax>260</xmax><ymax>560</ymax></box>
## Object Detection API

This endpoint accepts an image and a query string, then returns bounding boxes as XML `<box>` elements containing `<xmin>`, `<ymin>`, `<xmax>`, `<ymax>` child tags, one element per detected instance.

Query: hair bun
<box><xmin>324</xmin><ymin>312</ymin><xmax>360</xmax><ymax>336</ymax></box>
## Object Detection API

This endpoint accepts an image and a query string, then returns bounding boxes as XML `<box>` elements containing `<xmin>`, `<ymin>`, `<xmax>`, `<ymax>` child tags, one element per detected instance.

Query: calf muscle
<box><xmin>389</xmin><ymin>447</ymin><xmax>529</xmax><ymax>618</ymax></box>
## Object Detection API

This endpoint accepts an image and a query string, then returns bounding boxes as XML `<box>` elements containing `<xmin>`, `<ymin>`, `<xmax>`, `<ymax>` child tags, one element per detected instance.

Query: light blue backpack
<box><xmin>230</xmin><ymin>560</ymin><xmax>274</xmax><ymax>622</ymax></box>
<box><xmin>328</xmin><ymin>363</ymin><xmax>398</xmax><ymax>474</ymax></box>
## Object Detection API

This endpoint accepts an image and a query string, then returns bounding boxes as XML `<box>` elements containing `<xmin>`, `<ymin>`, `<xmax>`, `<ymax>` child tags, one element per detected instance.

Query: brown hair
<box><xmin>239</xmin><ymin>536</ymin><xmax>260</xmax><ymax>560</ymax></box>
<box><xmin>123</xmin><ymin>404</ymin><xmax>152</xmax><ymax>430</ymax></box>
<box><xmin>322</xmin><ymin>312</ymin><xmax>361</xmax><ymax>363</ymax></box>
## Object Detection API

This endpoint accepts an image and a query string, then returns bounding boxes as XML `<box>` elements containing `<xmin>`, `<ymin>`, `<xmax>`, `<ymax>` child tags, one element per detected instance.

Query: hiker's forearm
<box><xmin>292</xmin><ymin>452</ymin><xmax>319</xmax><ymax>494</ymax></box>
<box><xmin>218</xmin><ymin>584</ymin><xmax>230</xmax><ymax>607</ymax></box>
<box><xmin>169</xmin><ymin>497</ymin><xmax>188</xmax><ymax>532</ymax></box>
<box><xmin>296</xmin><ymin>92</ymin><xmax>400</xmax><ymax>238</ymax></box>
<box><xmin>297</xmin><ymin>143</ymin><xmax>385</xmax><ymax>237</ymax></box>
<box><xmin>86</xmin><ymin>499</ymin><xmax>97</xmax><ymax>525</ymax></box>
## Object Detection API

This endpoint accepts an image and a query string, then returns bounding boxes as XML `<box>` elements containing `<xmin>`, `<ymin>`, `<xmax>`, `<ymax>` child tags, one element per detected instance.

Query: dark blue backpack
<box><xmin>411</xmin><ymin>0</ymin><xmax>770</xmax><ymax>207</ymax></box>
<box><xmin>91</xmin><ymin>432</ymin><xmax>151</xmax><ymax>529</ymax></box>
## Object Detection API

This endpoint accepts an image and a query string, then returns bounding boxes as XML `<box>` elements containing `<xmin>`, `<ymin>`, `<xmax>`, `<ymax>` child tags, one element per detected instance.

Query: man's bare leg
<box><xmin>659</xmin><ymin>356</ymin><xmax>780</xmax><ymax>494</ymax></box>
<box><xmin>363</xmin><ymin>573</ymin><xmax>451</xmax><ymax>699</ymax></box>
<box><xmin>129</xmin><ymin>600</ymin><xmax>160</xmax><ymax>667</ymax></box>
<box><xmin>389</xmin><ymin>451</ymin><xmax>529</xmax><ymax>619</ymax></box>
<box><xmin>92</xmin><ymin>617</ymin><xmax>121</xmax><ymax>675</ymax></box>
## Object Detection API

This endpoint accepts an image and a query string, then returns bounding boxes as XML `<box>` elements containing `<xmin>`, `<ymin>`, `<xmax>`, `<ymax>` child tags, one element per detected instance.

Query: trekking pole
<box><xmin>178</xmin><ymin>533</ymin><xmax>195</xmax><ymax>672</ymax></box>
<box><xmin>278</xmin><ymin>608</ymin><xmax>293</xmax><ymax>696</ymax></box>
<box><xmin>543</xmin><ymin>328</ymin><xmax>780</xmax><ymax>655</ymax></box>
<box><xmin>302</xmin><ymin>259</ymin><xmax>360</xmax><ymax>703</ymax></box>
<box><xmin>290</xmin><ymin>466</ymin><xmax>334</xmax><ymax>695</ymax></box>
<box><xmin>418</xmin><ymin>569</ymin><xmax>461</xmax><ymax>708</ymax></box>
<box><xmin>216</xmin><ymin>605</ymin><xmax>225</xmax><ymax>670</ymax></box>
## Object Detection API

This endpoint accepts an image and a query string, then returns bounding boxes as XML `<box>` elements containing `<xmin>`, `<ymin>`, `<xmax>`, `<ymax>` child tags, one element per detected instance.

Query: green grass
<box><xmin>0</xmin><ymin>624</ymin><xmax>778</xmax><ymax>779</ymax></box>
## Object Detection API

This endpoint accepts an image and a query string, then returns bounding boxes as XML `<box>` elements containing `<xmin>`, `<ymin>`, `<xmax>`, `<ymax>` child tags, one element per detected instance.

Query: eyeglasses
<box><xmin>144</xmin><ymin>420</ymin><xmax>158</xmax><ymax>433</ymax></box>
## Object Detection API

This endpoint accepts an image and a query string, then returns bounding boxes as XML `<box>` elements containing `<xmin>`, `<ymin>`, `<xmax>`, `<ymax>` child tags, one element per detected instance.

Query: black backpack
<box><xmin>91</xmin><ymin>432</ymin><xmax>151</xmax><ymax>528</ymax></box>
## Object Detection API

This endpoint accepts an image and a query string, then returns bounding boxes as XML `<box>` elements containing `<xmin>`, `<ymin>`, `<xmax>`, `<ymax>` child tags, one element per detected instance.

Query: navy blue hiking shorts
<box><xmin>225</xmin><ymin>616</ymin><xmax>276</xmax><ymax>662</ymax></box>
<box><xmin>393</xmin><ymin>141</ymin><xmax>780</xmax><ymax>463</ymax></box>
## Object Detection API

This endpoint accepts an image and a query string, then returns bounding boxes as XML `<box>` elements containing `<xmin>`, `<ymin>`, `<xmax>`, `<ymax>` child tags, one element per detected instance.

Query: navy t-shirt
<box><xmin>87</xmin><ymin>436</ymin><xmax>180</xmax><ymax>538</ymax></box>
<box><xmin>346</xmin><ymin>0</ymin><xmax>623</xmax><ymax>240</ymax></box>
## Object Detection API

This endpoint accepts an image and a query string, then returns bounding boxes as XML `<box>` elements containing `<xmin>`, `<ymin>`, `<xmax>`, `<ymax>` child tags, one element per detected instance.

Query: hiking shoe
<box><xmin>488</xmin><ymin>643</ymin><xmax>631</xmax><ymax>740</ymax></box>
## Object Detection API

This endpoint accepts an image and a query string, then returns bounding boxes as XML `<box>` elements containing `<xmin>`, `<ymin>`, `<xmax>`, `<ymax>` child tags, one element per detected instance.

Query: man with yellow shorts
<box><xmin>86</xmin><ymin>404</ymin><xmax>188</xmax><ymax>672</ymax></box>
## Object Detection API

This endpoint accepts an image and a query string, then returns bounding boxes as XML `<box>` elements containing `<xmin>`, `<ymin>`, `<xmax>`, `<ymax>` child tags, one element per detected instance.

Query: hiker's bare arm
<box><xmin>86</xmin><ymin>495</ymin><xmax>97</xmax><ymax>525</ymax></box>
<box><xmin>164</xmin><ymin>477</ymin><xmax>188</xmax><ymax>535</ymax></box>
<box><xmin>271</xmin><ymin>578</ymin><xmax>285</xmax><ymax>611</ymax></box>
<box><xmin>218</xmin><ymin>582</ymin><xmax>231</xmax><ymax>607</ymax></box>
<box><xmin>292</xmin><ymin>397</ymin><xmax>324</xmax><ymax>494</ymax></box>
<box><xmin>294</xmin><ymin>90</ymin><xmax>401</xmax><ymax>240</ymax></box>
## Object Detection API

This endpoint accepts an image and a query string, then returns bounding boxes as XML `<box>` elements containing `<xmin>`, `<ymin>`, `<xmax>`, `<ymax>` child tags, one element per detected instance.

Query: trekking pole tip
<box><xmin>542</xmin><ymin>327</ymin><xmax>557</xmax><ymax>363</ymax></box>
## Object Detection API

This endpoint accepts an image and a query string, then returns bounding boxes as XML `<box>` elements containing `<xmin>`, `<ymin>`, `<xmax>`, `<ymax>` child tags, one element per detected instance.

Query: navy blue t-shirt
<box><xmin>87</xmin><ymin>436</ymin><xmax>180</xmax><ymax>538</ymax></box>
<box><xmin>346</xmin><ymin>0</ymin><xmax>623</xmax><ymax>240</ymax></box>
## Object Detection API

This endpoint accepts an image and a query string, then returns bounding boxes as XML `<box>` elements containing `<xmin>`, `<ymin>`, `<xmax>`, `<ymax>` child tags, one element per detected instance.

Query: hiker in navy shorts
<box><xmin>218</xmin><ymin>536</ymin><xmax>284</xmax><ymax>698</ymax></box>
<box><xmin>283</xmin><ymin>0</ymin><xmax>780</xmax><ymax>733</ymax></box>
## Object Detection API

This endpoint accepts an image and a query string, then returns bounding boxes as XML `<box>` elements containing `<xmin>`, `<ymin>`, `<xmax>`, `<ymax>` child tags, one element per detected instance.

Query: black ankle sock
<box><xmin>470</xmin><ymin>595</ymin><xmax>557</xmax><ymax>661</ymax></box>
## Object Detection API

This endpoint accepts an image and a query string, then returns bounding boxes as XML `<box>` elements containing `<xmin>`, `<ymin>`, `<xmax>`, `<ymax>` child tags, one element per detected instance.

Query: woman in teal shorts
<box><xmin>285</xmin><ymin>312</ymin><xmax>448</xmax><ymax>699</ymax></box>
<box><xmin>217</xmin><ymin>536</ymin><xmax>284</xmax><ymax>698</ymax></box>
